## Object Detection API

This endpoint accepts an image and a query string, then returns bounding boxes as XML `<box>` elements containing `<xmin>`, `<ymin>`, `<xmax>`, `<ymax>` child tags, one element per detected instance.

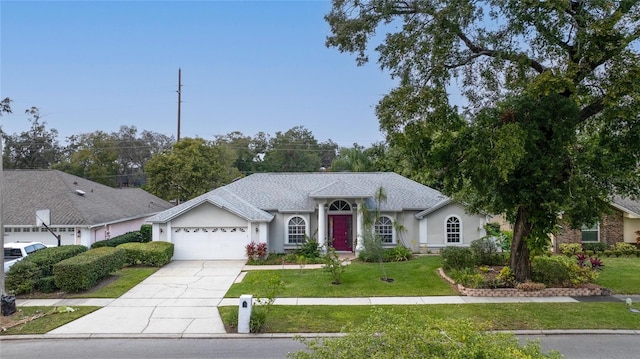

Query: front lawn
<box><xmin>226</xmin><ymin>255</ymin><xmax>457</xmax><ymax>298</ymax></box>
<box><xmin>219</xmin><ymin>302</ymin><xmax>640</xmax><ymax>333</ymax></box>
<box><xmin>0</xmin><ymin>306</ymin><xmax>100</xmax><ymax>335</ymax></box>
<box><xmin>595</xmin><ymin>257</ymin><xmax>640</xmax><ymax>294</ymax></box>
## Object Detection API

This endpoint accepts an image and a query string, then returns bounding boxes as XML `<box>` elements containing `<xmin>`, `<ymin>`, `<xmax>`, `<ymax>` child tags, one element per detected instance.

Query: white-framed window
<box><xmin>286</xmin><ymin>216</ymin><xmax>307</xmax><ymax>245</ymax></box>
<box><xmin>374</xmin><ymin>216</ymin><xmax>394</xmax><ymax>244</ymax></box>
<box><xmin>445</xmin><ymin>216</ymin><xmax>461</xmax><ymax>243</ymax></box>
<box><xmin>329</xmin><ymin>200</ymin><xmax>351</xmax><ymax>212</ymax></box>
<box><xmin>581</xmin><ymin>223</ymin><xmax>599</xmax><ymax>242</ymax></box>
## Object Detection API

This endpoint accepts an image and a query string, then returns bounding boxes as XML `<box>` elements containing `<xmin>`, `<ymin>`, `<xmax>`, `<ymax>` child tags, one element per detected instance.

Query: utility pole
<box><xmin>177</xmin><ymin>68</ymin><xmax>182</xmax><ymax>142</ymax></box>
<box><xmin>0</xmin><ymin>130</ymin><xmax>4</xmax><ymax>294</ymax></box>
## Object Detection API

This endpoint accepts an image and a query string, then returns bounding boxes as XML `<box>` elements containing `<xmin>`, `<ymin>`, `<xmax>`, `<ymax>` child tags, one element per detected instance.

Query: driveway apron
<box><xmin>48</xmin><ymin>260</ymin><xmax>246</xmax><ymax>335</ymax></box>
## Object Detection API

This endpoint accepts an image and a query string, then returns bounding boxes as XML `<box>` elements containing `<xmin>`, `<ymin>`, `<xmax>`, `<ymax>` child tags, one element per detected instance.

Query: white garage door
<box><xmin>172</xmin><ymin>227</ymin><xmax>250</xmax><ymax>260</ymax></box>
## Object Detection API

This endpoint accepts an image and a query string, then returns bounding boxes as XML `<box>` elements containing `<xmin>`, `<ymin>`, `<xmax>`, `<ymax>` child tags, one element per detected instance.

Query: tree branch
<box><xmin>578</xmin><ymin>98</ymin><xmax>605</xmax><ymax>123</ymax></box>
<box><xmin>456</xmin><ymin>32</ymin><xmax>548</xmax><ymax>74</ymax></box>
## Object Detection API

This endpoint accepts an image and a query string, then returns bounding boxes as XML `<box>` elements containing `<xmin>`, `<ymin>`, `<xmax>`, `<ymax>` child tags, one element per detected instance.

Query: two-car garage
<box><xmin>171</xmin><ymin>226</ymin><xmax>250</xmax><ymax>260</ymax></box>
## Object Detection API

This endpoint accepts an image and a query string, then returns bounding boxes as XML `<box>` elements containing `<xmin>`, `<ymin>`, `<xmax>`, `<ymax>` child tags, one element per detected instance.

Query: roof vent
<box><xmin>76</xmin><ymin>189</ymin><xmax>86</xmax><ymax>196</ymax></box>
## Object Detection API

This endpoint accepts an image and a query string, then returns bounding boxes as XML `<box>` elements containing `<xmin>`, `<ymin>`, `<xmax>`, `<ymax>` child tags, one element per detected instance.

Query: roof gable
<box><xmin>3</xmin><ymin>170</ymin><xmax>174</xmax><ymax>226</ymax></box>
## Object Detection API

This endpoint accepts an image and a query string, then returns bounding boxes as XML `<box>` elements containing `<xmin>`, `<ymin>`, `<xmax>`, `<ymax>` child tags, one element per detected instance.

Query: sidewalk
<box><xmin>18</xmin><ymin>294</ymin><xmax>585</xmax><ymax>308</ymax></box>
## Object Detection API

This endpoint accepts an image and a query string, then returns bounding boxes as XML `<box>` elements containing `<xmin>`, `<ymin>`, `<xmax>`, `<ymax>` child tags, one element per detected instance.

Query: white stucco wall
<box><xmin>623</xmin><ymin>217</ymin><xmax>640</xmax><ymax>243</ymax></box>
<box><xmin>421</xmin><ymin>203</ymin><xmax>486</xmax><ymax>250</ymax></box>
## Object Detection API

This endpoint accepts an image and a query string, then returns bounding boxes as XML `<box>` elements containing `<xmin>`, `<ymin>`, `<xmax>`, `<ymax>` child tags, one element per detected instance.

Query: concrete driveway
<box><xmin>48</xmin><ymin>260</ymin><xmax>246</xmax><ymax>335</ymax></box>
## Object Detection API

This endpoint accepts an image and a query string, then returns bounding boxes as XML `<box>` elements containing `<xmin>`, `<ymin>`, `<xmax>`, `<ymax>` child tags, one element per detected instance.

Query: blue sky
<box><xmin>1</xmin><ymin>0</ymin><xmax>396</xmax><ymax>147</ymax></box>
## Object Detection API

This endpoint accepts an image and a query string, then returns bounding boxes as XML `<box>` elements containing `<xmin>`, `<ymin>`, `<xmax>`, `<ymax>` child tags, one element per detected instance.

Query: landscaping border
<box><xmin>438</xmin><ymin>268</ymin><xmax>611</xmax><ymax>297</ymax></box>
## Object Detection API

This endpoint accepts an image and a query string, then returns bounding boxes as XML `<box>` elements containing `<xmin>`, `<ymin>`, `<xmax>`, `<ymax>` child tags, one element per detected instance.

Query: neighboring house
<box><xmin>554</xmin><ymin>196</ymin><xmax>640</xmax><ymax>248</ymax></box>
<box><xmin>2</xmin><ymin>170</ymin><xmax>174</xmax><ymax>247</ymax></box>
<box><xmin>148</xmin><ymin>172</ymin><xmax>488</xmax><ymax>260</ymax></box>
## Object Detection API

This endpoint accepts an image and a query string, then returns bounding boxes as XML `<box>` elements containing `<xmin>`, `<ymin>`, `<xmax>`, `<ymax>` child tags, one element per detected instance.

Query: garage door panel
<box><xmin>172</xmin><ymin>227</ymin><xmax>249</xmax><ymax>260</ymax></box>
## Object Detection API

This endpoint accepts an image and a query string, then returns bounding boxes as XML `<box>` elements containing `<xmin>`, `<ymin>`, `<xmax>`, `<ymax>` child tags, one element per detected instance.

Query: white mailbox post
<box><xmin>238</xmin><ymin>294</ymin><xmax>253</xmax><ymax>334</ymax></box>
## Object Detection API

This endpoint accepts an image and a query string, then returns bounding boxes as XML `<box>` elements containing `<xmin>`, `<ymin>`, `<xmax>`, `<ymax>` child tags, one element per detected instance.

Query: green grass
<box><xmin>0</xmin><ymin>306</ymin><xmax>101</xmax><ymax>335</ymax></box>
<box><xmin>596</xmin><ymin>257</ymin><xmax>640</xmax><ymax>294</ymax></box>
<box><xmin>219</xmin><ymin>302</ymin><xmax>640</xmax><ymax>333</ymax></box>
<box><xmin>67</xmin><ymin>266</ymin><xmax>158</xmax><ymax>298</ymax></box>
<box><xmin>226</xmin><ymin>255</ymin><xmax>456</xmax><ymax>298</ymax></box>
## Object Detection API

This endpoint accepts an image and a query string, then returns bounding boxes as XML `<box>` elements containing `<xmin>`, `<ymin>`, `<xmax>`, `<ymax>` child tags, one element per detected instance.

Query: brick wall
<box><xmin>554</xmin><ymin>208</ymin><xmax>624</xmax><ymax>248</ymax></box>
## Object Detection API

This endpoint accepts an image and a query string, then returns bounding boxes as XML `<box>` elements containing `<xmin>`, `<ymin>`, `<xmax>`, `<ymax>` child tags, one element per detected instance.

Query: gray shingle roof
<box><xmin>150</xmin><ymin>172</ymin><xmax>448</xmax><ymax>223</ymax></box>
<box><xmin>148</xmin><ymin>187</ymin><xmax>274</xmax><ymax>223</ymax></box>
<box><xmin>2</xmin><ymin>170</ymin><xmax>174</xmax><ymax>226</ymax></box>
<box><xmin>613</xmin><ymin>196</ymin><xmax>640</xmax><ymax>217</ymax></box>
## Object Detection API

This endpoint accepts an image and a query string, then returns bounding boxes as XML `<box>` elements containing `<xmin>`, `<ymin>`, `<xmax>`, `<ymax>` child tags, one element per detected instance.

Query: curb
<box><xmin>2</xmin><ymin>330</ymin><xmax>639</xmax><ymax>341</ymax></box>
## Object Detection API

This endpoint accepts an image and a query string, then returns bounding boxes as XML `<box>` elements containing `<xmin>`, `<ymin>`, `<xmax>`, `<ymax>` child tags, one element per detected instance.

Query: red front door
<box><xmin>330</xmin><ymin>215</ymin><xmax>352</xmax><ymax>251</ymax></box>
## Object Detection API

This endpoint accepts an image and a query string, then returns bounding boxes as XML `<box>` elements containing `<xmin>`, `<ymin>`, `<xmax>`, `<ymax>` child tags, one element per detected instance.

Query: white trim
<box><xmin>581</xmin><ymin>222</ymin><xmax>600</xmax><ymax>242</ymax></box>
<box><xmin>444</xmin><ymin>215</ymin><xmax>462</xmax><ymax>244</ymax></box>
<box><xmin>375</xmin><ymin>215</ymin><xmax>395</xmax><ymax>245</ymax></box>
<box><xmin>285</xmin><ymin>214</ymin><xmax>309</xmax><ymax>245</ymax></box>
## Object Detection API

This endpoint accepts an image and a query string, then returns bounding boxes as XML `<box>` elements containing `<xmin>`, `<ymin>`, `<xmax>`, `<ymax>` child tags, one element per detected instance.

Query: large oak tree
<box><xmin>326</xmin><ymin>0</ymin><xmax>640</xmax><ymax>280</ymax></box>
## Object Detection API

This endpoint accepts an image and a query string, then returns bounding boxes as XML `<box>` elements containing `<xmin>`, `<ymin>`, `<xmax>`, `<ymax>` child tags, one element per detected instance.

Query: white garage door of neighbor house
<box><xmin>172</xmin><ymin>227</ymin><xmax>250</xmax><ymax>260</ymax></box>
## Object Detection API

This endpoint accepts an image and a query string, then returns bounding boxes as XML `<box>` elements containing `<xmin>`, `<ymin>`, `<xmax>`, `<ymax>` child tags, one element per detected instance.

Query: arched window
<box><xmin>287</xmin><ymin>216</ymin><xmax>307</xmax><ymax>244</ymax></box>
<box><xmin>329</xmin><ymin>200</ymin><xmax>351</xmax><ymax>212</ymax></box>
<box><xmin>375</xmin><ymin>216</ymin><xmax>394</xmax><ymax>244</ymax></box>
<box><xmin>446</xmin><ymin>216</ymin><xmax>461</xmax><ymax>243</ymax></box>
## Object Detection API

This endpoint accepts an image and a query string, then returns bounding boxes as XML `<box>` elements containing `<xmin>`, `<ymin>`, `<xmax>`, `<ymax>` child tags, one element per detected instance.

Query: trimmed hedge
<box><xmin>118</xmin><ymin>241</ymin><xmax>174</xmax><ymax>267</ymax></box>
<box><xmin>140</xmin><ymin>224</ymin><xmax>152</xmax><ymax>242</ymax></box>
<box><xmin>54</xmin><ymin>247</ymin><xmax>126</xmax><ymax>292</ymax></box>
<box><xmin>5</xmin><ymin>245</ymin><xmax>87</xmax><ymax>295</ymax></box>
<box><xmin>5</xmin><ymin>260</ymin><xmax>41</xmax><ymax>295</ymax></box>
<box><xmin>91</xmin><ymin>231</ymin><xmax>146</xmax><ymax>249</ymax></box>
<box><xmin>26</xmin><ymin>245</ymin><xmax>88</xmax><ymax>276</ymax></box>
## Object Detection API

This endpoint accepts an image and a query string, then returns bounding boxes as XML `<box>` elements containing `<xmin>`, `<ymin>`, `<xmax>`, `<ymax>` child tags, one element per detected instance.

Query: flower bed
<box><xmin>438</xmin><ymin>268</ymin><xmax>611</xmax><ymax>297</ymax></box>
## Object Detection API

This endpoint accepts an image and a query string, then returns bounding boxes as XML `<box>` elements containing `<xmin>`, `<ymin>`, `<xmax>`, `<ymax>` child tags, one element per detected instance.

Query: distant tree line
<box><xmin>1</xmin><ymin>102</ymin><xmax>415</xmax><ymax>202</ymax></box>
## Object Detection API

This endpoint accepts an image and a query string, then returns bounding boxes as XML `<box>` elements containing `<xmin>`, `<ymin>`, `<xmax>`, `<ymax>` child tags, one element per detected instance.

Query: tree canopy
<box><xmin>144</xmin><ymin>137</ymin><xmax>242</xmax><ymax>202</ymax></box>
<box><xmin>326</xmin><ymin>0</ymin><xmax>640</xmax><ymax>280</ymax></box>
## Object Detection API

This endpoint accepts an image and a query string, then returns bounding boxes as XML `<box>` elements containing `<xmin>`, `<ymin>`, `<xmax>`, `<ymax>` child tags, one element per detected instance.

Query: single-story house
<box><xmin>555</xmin><ymin>196</ymin><xmax>640</xmax><ymax>247</ymax></box>
<box><xmin>2</xmin><ymin>170</ymin><xmax>174</xmax><ymax>247</ymax></box>
<box><xmin>148</xmin><ymin>172</ymin><xmax>488</xmax><ymax>260</ymax></box>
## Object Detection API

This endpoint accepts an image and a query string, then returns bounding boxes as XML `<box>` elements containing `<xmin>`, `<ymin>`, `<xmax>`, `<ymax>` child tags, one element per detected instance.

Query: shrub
<box><xmin>470</xmin><ymin>238</ymin><xmax>502</xmax><ymax>266</ymax></box>
<box><xmin>118</xmin><ymin>241</ymin><xmax>173</xmax><ymax>266</ymax></box>
<box><xmin>37</xmin><ymin>276</ymin><xmax>58</xmax><ymax>293</ymax></box>
<box><xmin>255</xmin><ymin>242</ymin><xmax>268</xmax><ymax>260</ymax></box>
<box><xmin>323</xmin><ymin>247</ymin><xmax>346</xmax><ymax>284</ymax></box>
<box><xmin>582</xmin><ymin>242</ymin><xmax>607</xmax><ymax>253</ymax></box>
<box><xmin>440</xmin><ymin>247</ymin><xmax>475</xmax><ymax>270</ymax></box>
<box><xmin>5</xmin><ymin>260</ymin><xmax>40</xmax><ymax>295</ymax></box>
<box><xmin>559</xmin><ymin>243</ymin><xmax>582</xmax><ymax>257</ymax></box>
<box><xmin>139</xmin><ymin>224</ymin><xmax>152</xmax><ymax>242</ymax></box>
<box><xmin>383</xmin><ymin>245</ymin><xmax>413</xmax><ymax>262</ymax></box>
<box><xmin>289</xmin><ymin>308</ymin><xmax>562</xmax><ymax>359</ymax></box>
<box><xmin>26</xmin><ymin>245</ymin><xmax>88</xmax><ymax>276</ymax></box>
<box><xmin>91</xmin><ymin>231</ymin><xmax>145</xmax><ymax>249</ymax></box>
<box><xmin>5</xmin><ymin>245</ymin><xmax>87</xmax><ymax>294</ymax></box>
<box><xmin>603</xmin><ymin>249</ymin><xmax>613</xmax><ymax>257</ymax></box>
<box><xmin>497</xmin><ymin>266</ymin><xmax>515</xmax><ymax>288</ymax></box>
<box><xmin>448</xmin><ymin>268</ymin><xmax>485</xmax><ymax>288</ymax></box>
<box><xmin>54</xmin><ymin>247</ymin><xmax>126</xmax><ymax>292</ymax></box>
<box><xmin>612</xmin><ymin>242</ymin><xmax>636</xmax><ymax>256</ymax></box>
<box><xmin>118</xmin><ymin>242</ymin><xmax>147</xmax><ymax>265</ymax></box>
<box><xmin>295</xmin><ymin>236</ymin><xmax>320</xmax><ymax>259</ymax></box>
<box><xmin>144</xmin><ymin>241</ymin><xmax>174</xmax><ymax>266</ymax></box>
<box><xmin>245</xmin><ymin>242</ymin><xmax>257</xmax><ymax>260</ymax></box>
<box><xmin>531</xmin><ymin>255</ymin><xmax>598</xmax><ymax>287</ymax></box>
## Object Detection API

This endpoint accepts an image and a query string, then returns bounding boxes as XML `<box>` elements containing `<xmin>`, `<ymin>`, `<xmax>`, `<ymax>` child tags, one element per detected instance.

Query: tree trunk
<box><xmin>510</xmin><ymin>206</ymin><xmax>532</xmax><ymax>282</ymax></box>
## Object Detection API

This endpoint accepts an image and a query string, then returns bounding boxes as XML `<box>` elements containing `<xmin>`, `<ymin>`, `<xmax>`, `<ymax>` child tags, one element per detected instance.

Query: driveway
<box><xmin>48</xmin><ymin>260</ymin><xmax>246</xmax><ymax>335</ymax></box>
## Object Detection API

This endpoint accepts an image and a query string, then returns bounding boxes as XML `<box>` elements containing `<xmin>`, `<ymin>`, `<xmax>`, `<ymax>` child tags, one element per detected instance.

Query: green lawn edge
<box><xmin>1</xmin><ymin>306</ymin><xmax>101</xmax><ymax>335</ymax></box>
<box><xmin>219</xmin><ymin>302</ymin><xmax>640</xmax><ymax>333</ymax></box>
